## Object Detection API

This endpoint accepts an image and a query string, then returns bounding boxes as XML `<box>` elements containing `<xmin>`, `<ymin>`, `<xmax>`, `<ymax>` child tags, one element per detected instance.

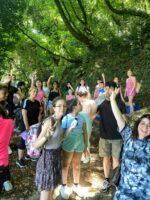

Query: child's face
<box><xmin>53</xmin><ymin>100</ymin><xmax>66</xmax><ymax>119</ymax></box>
<box><xmin>36</xmin><ymin>80</ymin><xmax>42</xmax><ymax>88</ymax></box>
<box><xmin>0</xmin><ymin>90</ymin><xmax>7</xmax><ymax>101</ymax></box>
<box><xmin>68</xmin><ymin>89</ymin><xmax>73</xmax><ymax>95</ymax></box>
<box><xmin>99</xmin><ymin>82</ymin><xmax>104</xmax><ymax>88</ymax></box>
<box><xmin>29</xmin><ymin>89</ymin><xmax>38</xmax><ymax>99</ymax></box>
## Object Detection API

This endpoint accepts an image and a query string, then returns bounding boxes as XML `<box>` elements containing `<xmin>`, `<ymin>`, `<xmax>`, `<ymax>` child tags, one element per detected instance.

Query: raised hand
<box><xmin>110</xmin><ymin>87</ymin><xmax>120</xmax><ymax>101</ymax></box>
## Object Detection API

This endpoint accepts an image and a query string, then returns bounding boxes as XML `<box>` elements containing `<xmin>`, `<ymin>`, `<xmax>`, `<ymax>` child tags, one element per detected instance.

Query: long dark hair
<box><xmin>132</xmin><ymin>114</ymin><xmax>150</xmax><ymax>140</ymax></box>
<box><xmin>0</xmin><ymin>104</ymin><xmax>9</xmax><ymax>119</ymax></box>
<box><xmin>66</xmin><ymin>99</ymin><xmax>78</xmax><ymax>114</ymax></box>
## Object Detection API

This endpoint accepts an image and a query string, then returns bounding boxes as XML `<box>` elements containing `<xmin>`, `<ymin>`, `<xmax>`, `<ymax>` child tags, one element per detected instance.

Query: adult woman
<box><xmin>125</xmin><ymin>69</ymin><xmax>137</xmax><ymax>114</ymax></box>
<box><xmin>16</xmin><ymin>87</ymin><xmax>42</xmax><ymax>168</ymax></box>
<box><xmin>34</xmin><ymin>97</ymin><xmax>67</xmax><ymax>200</ymax></box>
<box><xmin>110</xmin><ymin>88</ymin><xmax>150</xmax><ymax>200</ymax></box>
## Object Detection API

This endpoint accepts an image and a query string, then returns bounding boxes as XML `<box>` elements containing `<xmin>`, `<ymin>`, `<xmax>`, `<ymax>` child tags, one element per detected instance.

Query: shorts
<box><xmin>99</xmin><ymin>138</ymin><xmax>123</xmax><ymax>160</ymax></box>
<box><xmin>62</xmin><ymin>132</ymin><xmax>84</xmax><ymax>152</ymax></box>
<box><xmin>47</xmin><ymin>100</ymin><xmax>53</xmax><ymax>109</ymax></box>
<box><xmin>18</xmin><ymin>137</ymin><xmax>26</xmax><ymax>150</ymax></box>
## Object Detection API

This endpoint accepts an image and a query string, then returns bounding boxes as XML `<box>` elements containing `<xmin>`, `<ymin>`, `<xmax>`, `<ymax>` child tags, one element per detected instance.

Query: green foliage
<box><xmin>0</xmin><ymin>0</ymin><xmax>150</xmax><ymax>106</ymax></box>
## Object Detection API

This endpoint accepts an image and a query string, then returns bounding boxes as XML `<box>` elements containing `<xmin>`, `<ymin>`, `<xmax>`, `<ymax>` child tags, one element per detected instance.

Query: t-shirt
<box><xmin>43</xmin><ymin>86</ymin><xmax>50</xmax><ymax>97</ymax></box>
<box><xmin>61</xmin><ymin>113</ymin><xmax>85</xmax><ymax>134</ymax></box>
<box><xmin>66</xmin><ymin>95</ymin><xmax>75</xmax><ymax>101</ymax></box>
<box><xmin>35</xmin><ymin>90</ymin><xmax>45</xmax><ymax>102</ymax></box>
<box><xmin>97</xmin><ymin>100</ymin><xmax>122</xmax><ymax>140</ymax></box>
<box><xmin>20</xmin><ymin>99</ymin><xmax>41</xmax><ymax>131</ymax></box>
<box><xmin>76</xmin><ymin>85</ymin><xmax>89</xmax><ymax>94</ymax></box>
<box><xmin>114</xmin><ymin>126</ymin><xmax>150</xmax><ymax>200</ymax></box>
<box><xmin>0</xmin><ymin>117</ymin><xmax>14</xmax><ymax>166</ymax></box>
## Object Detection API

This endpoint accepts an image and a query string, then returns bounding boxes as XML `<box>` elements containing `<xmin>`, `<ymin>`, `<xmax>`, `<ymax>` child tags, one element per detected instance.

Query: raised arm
<box><xmin>47</xmin><ymin>75</ymin><xmax>54</xmax><ymax>89</ymax></box>
<box><xmin>102</xmin><ymin>73</ymin><xmax>106</xmax><ymax>87</ymax></box>
<box><xmin>110</xmin><ymin>88</ymin><xmax>125</xmax><ymax>132</ymax></box>
<box><xmin>31</xmin><ymin>76</ymin><xmax>35</xmax><ymax>88</ymax></box>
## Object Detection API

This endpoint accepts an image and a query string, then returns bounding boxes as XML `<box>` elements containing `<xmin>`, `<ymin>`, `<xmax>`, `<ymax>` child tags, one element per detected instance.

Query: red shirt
<box><xmin>0</xmin><ymin>117</ymin><xmax>14</xmax><ymax>166</ymax></box>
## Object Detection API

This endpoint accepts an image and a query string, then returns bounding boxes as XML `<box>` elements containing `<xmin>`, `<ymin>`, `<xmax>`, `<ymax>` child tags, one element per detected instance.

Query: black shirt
<box><xmin>97</xmin><ymin>100</ymin><xmax>122</xmax><ymax>140</ymax></box>
<box><xmin>20</xmin><ymin>99</ymin><xmax>41</xmax><ymax>131</ymax></box>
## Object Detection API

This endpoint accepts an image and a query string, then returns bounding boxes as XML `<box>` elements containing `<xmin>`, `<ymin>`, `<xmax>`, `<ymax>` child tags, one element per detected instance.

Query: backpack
<box><xmin>25</xmin><ymin>116</ymin><xmax>55</xmax><ymax>158</ymax></box>
<box><xmin>25</xmin><ymin>123</ymin><xmax>42</xmax><ymax>158</ymax></box>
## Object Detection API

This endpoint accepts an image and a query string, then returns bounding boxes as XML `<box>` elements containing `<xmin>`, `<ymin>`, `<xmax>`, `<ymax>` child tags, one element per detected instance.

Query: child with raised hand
<box><xmin>60</xmin><ymin>99</ymin><xmax>88</xmax><ymax>199</ymax></box>
<box><xmin>33</xmin><ymin>97</ymin><xmax>67</xmax><ymax>200</ymax></box>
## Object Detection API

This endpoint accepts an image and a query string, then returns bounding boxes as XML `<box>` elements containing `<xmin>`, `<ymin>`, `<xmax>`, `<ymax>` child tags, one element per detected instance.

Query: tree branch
<box><xmin>105</xmin><ymin>0</ymin><xmax>150</xmax><ymax>18</ymax></box>
<box><xmin>54</xmin><ymin>0</ymin><xmax>91</xmax><ymax>46</ymax></box>
<box><xmin>69</xmin><ymin>0</ymin><xmax>85</xmax><ymax>25</ymax></box>
<box><xmin>8</xmin><ymin>18</ymin><xmax>81</xmax><ymax>64</ymax></box>
<box><xmin>61</xmin><ymin>0</ymin><xmax>82</xmax><ymax>33</ymax></box>
<box><xmin>77</xmin><ymin>0</ymin><xmax>87</xmax><ymax>25</ymax></box>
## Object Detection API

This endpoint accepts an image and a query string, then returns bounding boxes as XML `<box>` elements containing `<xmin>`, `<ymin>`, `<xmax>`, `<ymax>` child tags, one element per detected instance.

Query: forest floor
<box><xmin>0</xmin><ymin>121</ymin><xmax>115</xmax><ymax>200</ymax></box>
<box><xmin>1</xmin><ymin>107</ymin><xmax>149</xmax><ymax>200</ymax></box>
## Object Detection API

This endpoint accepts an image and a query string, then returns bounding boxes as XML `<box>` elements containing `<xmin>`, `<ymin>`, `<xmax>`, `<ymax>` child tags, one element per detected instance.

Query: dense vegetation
<box><xmin>0</xmin><ymin>0</ymin><xmax>150</xmax><ymax>105</ymax></box>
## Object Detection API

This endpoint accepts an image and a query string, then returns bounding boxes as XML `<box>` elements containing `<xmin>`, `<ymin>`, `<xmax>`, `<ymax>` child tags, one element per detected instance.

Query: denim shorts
<box><xmin>62</xmin><ymin>132</ymin><xmax>85</xmax><ymax>152</ymax></box>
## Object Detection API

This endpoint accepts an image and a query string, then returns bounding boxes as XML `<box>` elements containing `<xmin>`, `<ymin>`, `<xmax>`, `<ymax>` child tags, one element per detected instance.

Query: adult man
<box><xmin>97</xmin><ymin>81</ymin><xmax>124</xmax><ymax>192</ymax></box>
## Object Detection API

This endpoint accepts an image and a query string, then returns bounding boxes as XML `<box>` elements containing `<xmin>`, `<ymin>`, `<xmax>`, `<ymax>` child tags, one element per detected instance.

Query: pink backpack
<box><xmin>25</xmin><ymin>123</ymin><xmax>41</xmax><ymax>158</ymax></box>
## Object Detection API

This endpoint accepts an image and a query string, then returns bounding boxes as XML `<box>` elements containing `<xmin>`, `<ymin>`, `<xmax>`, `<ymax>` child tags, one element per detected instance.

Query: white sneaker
<box><xmin>8</xmin><ymin>146</ymin><xmax>12</xmax><ymax>155</ymax></box>
<box><xmin>3</xmin><ymin>181</ymin><xmax>13</xmax><ymax>191</ymax></box>
<box><xmin>82</xmin><ymin>155</ymin><xmax>90</xmax><ymax>164</ymax></box>
<box><xmin>72</xmin><ymin>184</ymin><xmax>84</xmax><ymax>197</ymax></box>
<box><xmin>60</xmin><ymin>185</ymin><xmax>72</xmax><ymax>199</ymax></box>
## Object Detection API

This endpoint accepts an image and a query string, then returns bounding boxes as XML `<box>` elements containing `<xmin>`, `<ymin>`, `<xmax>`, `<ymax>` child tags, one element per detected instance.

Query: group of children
<box><xmin>0</xmin><ymin>69</ymin><xmax>141</xmax><ymax>200</ymax></box>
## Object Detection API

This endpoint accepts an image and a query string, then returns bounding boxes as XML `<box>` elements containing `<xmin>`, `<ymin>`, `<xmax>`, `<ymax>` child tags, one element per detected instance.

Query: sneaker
<box><xmin>3</xmin><ymin>181</ymin><xmax>13</xmax><ymax>191</ymax></box>
<box><xmin>14</xmin><ymin>127</ymin><xmax>21</xmax><ymax>133</ymax></box>
<box><xmin>60</xmin><ymin>185</ymin><xmax>72</xmax><ymax>199</ymax></box>
<box><xmin>82</xmin><ymin>155</ymin><xmax>90</xmax><ymax>164</ymax></box>
<box><xmin>8</xmin><ymin>146</ymin><xmax>12</xmax><ymax>155</ymax></box>
<box><xmin>72</xmin><ymin>184</ymin><xmax>84</xmax><ymax>197</ymax></box>
<box><xmin>25</xmin><ymin>155</ymin><xmax>37</xmax><ymax>162</ymax></box>
<box><xmin>16</xmin><ymin>159</ymin><xmax>25</xmax><ymax>168</ymax></box>
<box><xmin>100</xmin><ymin>179</ymin><xmax>111</xmax><ymax>193</ymax></box>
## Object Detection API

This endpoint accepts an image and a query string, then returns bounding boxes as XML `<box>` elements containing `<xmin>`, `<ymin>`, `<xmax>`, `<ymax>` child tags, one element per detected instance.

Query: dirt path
<box><xmin>0</xmin><ymin>146</ymin><xmax>114</xmax><ymax>200</ymax></box>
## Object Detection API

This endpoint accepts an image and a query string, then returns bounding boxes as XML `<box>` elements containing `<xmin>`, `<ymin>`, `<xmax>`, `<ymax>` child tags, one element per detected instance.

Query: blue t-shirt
<box><xmin>98</xmin><ymin>88</ymin><xmax>105</xmax><ymax>93</ymax></box>
<box><xmin>61</xmin><ymin>113</ymin><xmax>85</xmax><ymax>134</ymax></box>
<box><xmin>114</xmin><ymin>126</ymin><xmax>150</xmax><ymax>200</ymax></box>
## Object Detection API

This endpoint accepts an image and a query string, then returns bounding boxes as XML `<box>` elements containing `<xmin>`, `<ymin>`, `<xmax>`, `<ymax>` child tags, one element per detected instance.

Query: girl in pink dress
<box><xmin>125</xmin><ymin>69</ymin><xmax>137</xmax><ymax>114</ymax></box>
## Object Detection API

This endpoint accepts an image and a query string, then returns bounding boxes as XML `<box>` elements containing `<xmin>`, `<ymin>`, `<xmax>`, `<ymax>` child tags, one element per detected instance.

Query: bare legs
<box><xmin>40</xmin><ymin>190</ymin><xmax>54</xmax><ymax>200</ymax></box>
<box><xmin>61</xmin><ymin>150</ymin><xmax>82</xmax><ymax>184</ymax></box>
<box><xmin>103</xmin><ymin>156</ymin><xmax>120</xmax><ymax>178</ymax></box>
<box><xmin>128</xmin><ymin>96</ymin><xmax>134</xmax><ymax>113</ymax></box>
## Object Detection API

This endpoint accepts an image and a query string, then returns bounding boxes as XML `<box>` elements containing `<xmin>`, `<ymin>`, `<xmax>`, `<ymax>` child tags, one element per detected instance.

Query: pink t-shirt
<box><xmin>36</xmin><ymin>90</ymin><xmax>45</xmax><ymax>102</ymax></box>
<box><xmin>66</xmin><ymin>95</ymin><xmax>75</xmax><ymax>101</ymax></box>
<box><xmin>0</xmin><ymin>117</ymin><xmax>14</xmax><ymax>166</ymax></box>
